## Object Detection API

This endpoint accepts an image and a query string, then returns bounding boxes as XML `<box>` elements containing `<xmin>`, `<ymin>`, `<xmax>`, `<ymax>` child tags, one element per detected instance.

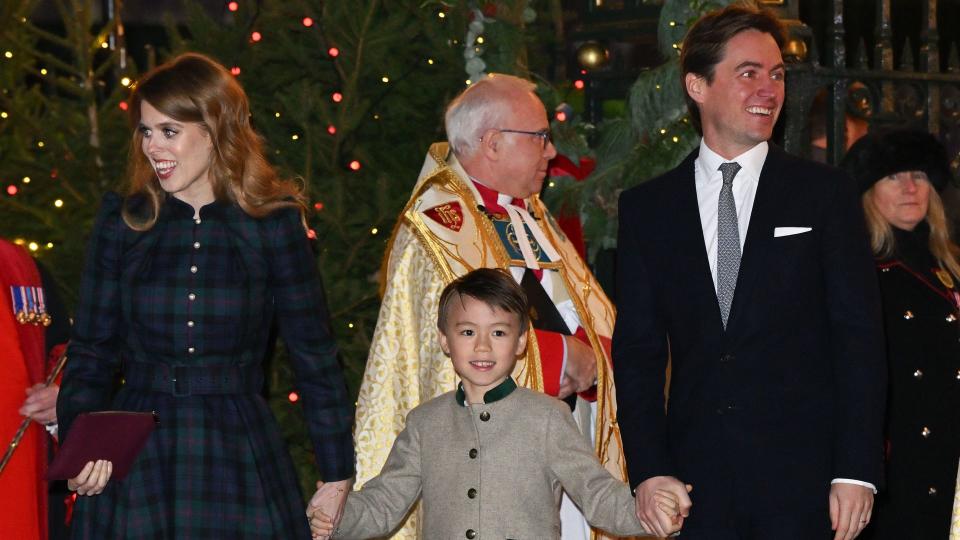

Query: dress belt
<box><xmin>123</xmin><ymin>360</ymin><xmax>263</xmax><ymax>397</ymax></box>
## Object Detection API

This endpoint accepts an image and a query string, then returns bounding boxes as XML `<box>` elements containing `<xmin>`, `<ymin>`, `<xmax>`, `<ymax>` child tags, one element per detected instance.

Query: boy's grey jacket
<box><xmin>335</xmin><ymin>383</ymin><xmax>648</xmax><ymax>539</ymax></box>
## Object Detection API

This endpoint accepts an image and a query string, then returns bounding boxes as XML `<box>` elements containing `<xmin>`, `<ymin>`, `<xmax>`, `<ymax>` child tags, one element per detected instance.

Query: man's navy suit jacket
<box><xmin>612</xmin><ymin>145</ymin><xmax>887</xmax><ymax>521</ymax></box>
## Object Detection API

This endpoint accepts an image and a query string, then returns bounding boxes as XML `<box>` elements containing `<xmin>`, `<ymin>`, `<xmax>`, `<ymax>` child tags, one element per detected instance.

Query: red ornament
<box><xmin>307</xmin><ymin>228</ymin><xmax>317</xmax><ymax>239</ymax></box>
<box><xmin>314</xmin><ymin>202</ymin><xmax>324</xmax><ymax>211</ymax></box>
<box><xmin>481</xmin><ymin>2</ymin><xmax>497</xmax><ymax>17</ymax></box>
<box><xmin>556</xmin><ymin>111</ymin><xmax>567</xmax><ymax>122</ymax></box>
<box><xmin>288</xmin><ymin>391</ymin><xmax>299</xmax><ymax>403</ymax></box>
<box><xmin>230</xmin><ymin>66</ymin><xmax>241</xmax><ymax>76</ymax></box>
<box><xmin>573</xmin><ymin>79</ymin><xmax>585</xmax><ymax>90</ymax></box>
<box><xmin>327</xmin><ymin>47</ymin><xmax>340</xmax><ymax>58</ymax></box>
<box><xmin>6</xmin><ymin>185</ymin><xmax>17</xmax><ymax>196</ymax></box>
<box><xmin>227</xmin><ymin>1</ymin><xmax>238</xmax><ymax>12</ymax></box>
<box><xmin>302</xmin><ymin>17</ymin><xmax>314</xmax><ymax>27</ymax></box>
<box><xmin>251</xmin><ymin>31</ymin><xmax>262</xmax><ymax>42</ymax></box>
<box><xmin>331</xmin><ymin>92</ymin><xmax>343</xmax><ymax>103</ymax></box>
<box><xmin>348</xmin><ymin>160</ymin><xmax>361</xmax><ymax>171</ymax></box>
<box><xmin>119</xmin><ymin>101</ymin><xmax>129</xmax><ymax>111</ymax></box>
<box><xmin>50</xmin><ymin>169</ymin><xmax>58</xmax><ymax>179</ymax></box>
<box><xmin>326</xmin><ymin>125</ymin><xmax>337</xmax><ymax>135</ymax></box>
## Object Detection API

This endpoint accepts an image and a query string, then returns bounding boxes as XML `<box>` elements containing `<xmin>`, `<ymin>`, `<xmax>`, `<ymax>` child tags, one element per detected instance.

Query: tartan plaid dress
<box><xmin>57</xmin><ymin>193</ymin><xmax>354</xmax><ymax>539</ymax></box>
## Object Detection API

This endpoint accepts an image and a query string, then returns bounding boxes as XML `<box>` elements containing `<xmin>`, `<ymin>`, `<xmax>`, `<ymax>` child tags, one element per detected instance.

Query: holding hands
<box><xmin>306</xmin><ymin>478</ymin><xmax>352</xmax><ymax>539</ymax></box>
<box><xmin>635</xmin><ymin>475</ymin><xmax>693</xmax><ymax>537</ymax></box>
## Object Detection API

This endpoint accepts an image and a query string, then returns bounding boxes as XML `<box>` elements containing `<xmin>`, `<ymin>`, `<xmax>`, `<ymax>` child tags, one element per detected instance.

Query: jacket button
<box><xmin>467</xmin><ymin>488</ymin><xmax>477</xmax><ymax>499</ymax></box>
<box><xmin>720</xmin><ymin>353</ymin><xmax>734</xmax><ymax>363</ymax></box>
<box><xmin>947</xmin><ymin>314</ymin><xmax>957</xmax><ymax>322</ymax></box>
<box><xmin>913</xmin><ymin>369</ymin><xmax>923</xmax><ymax>379</ymax></box>
<box><xmin>469</xmin><ymin>448</ymin><xmax>478</xmax><ymax>459</ymax></box>
<box><xmin>466</xmin><ymin>529</ymin><xmax>476</xmax><ymax>539</ymax></box>
<box><xmin>479</xmin><ymin>411</ymin><xmax>490</xmax><ymax>422</ymax></box>
<box><xmin>921</xmin><ymin>427</ymin><xmax>931</xmax><ymax>438</ymax></box>
<box><xmin>929</xmin><ymin>487</ymin><xmax>938</xmax><ymax>495</ymax></box>
<box><xmin>190</xmin><ymin>265</ymin><xmax>198</xmax><ymax>274</ymax></box>
<box><xmin>903</xmin><ymin>310</ymin><xmax>914</xmax><ymax>319</ymax></box>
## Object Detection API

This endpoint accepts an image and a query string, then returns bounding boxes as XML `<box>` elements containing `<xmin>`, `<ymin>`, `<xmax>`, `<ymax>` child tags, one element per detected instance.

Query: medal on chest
<box><xmin>9</xmin><ymin>285</ymin><xmax>51</xmax><ymax>326</ymax></box>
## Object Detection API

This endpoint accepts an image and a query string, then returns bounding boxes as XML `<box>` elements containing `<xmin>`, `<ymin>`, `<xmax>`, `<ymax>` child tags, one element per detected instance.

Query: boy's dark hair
<box><xmin>680</xmin><ymin>1</ymin><xmax>786</xmax><ymax>134</ymax></box>
<box><xmin>437</xmin><ymin>268</ymin><xmax>529</xmax><ymax>332</ymax></box>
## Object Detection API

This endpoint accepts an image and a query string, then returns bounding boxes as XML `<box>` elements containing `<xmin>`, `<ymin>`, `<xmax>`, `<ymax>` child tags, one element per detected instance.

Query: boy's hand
<box><xmin>653</xmin><ymin>485</ymin><xmax>691</xmax><ymax>535</ymax></box>
<box><xmin>635</xmin><ymin>476</ymin><xmax>692</xmax><ymax>537</ymax></box>
<box><xmin>307</xmin><ymin>479</ymin><xmax>352</xmax><ymax>539</ymax></box>
<box><xmin>309</xmin><ymin>509</ymin><xmax>336</xmax><ymax>539</ymax></box>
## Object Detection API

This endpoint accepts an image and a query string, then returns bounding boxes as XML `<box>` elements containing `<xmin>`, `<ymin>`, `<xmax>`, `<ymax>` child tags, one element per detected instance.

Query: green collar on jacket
<box><xmin>455</xmin><ymin>377</ymin><xmax>517</xmax><ymax>406</ymax></box>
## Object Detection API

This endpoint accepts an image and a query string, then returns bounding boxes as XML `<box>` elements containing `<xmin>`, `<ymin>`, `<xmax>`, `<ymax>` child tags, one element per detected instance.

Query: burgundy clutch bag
<box><xmin>47</xmin><ymin>411</ymin><xmax>158</xmax><ymax>481</ymax></box>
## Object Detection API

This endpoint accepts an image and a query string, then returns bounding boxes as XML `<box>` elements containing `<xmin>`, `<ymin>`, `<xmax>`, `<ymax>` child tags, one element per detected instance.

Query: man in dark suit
<box><xmin>612</xmin><ymin>4</ymin><xmax>886</xmax><ymax>540</ymax></box>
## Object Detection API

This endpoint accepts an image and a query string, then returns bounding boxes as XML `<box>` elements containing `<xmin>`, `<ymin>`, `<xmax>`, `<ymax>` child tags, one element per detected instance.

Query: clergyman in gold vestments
<box><xmin>352</xmin><ymin>74</ymin><xmax>634</xmax><ymax>540</ymax></box>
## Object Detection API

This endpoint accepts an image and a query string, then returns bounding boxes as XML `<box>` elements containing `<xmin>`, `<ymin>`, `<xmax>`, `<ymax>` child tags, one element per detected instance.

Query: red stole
<box><xmin>0</xmin><ymin>239</ymin><xmax>48</xmax><ymax>539</ymax></box>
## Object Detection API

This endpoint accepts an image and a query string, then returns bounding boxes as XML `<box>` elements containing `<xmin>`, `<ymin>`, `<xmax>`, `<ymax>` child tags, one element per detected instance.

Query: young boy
<box><xmin>310</xmin><ymin>268</ymin><xmax>683</xmax><ymax>539</ymax></box>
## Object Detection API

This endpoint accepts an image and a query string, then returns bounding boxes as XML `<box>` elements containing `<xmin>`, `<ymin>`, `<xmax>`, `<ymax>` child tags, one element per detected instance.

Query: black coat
<box><xmin>864</xmin><ymin>223</ymin><xmax>960</xmax><ymax>540</ymax></box>
<box><xmin>613</xmin><ymin>146</ymin><xmax>887</xmax><ymax>527</ymax></box>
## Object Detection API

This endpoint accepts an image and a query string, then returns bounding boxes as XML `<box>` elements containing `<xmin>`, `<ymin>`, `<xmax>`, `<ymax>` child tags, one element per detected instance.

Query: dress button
<box><xmin>479</xmin><ymin>411</ymin><xmax>490</xmax><ymax>422</ymax></box>
<box><xmin>187</xmin><ymin>321</ymin><xmax>195</xmax><ymax>328</ymax></box>
<box><xmin>720</xmin><ymin>353</ymin><xmax>734</xmax><ymax>363</ymax></box>
<box><xmin>193</xmin><ymin>241</ymin><xmax>201</xmax><ymax>249</ymax></box>
<box><xmin>469</xmin><ymin>448</ymin><xmax>478</xmax><ymax>459</ymax></box>
<box><xmin>194</xmin><ymin>218</ymin><xmax>201</xmax><ymax>224</ymax></box>
<box><xmin>921</xmin><ymin>427</ymin><xmax>931</xmax><ymax>438</ymax></box>
<box><xmin>466</xmin><ymin>529</ymin><xmax>476</xmax><ymax>539</ymax></box>
<box><xmin>929</xmin><ymin>487</ymin><xmax>938</xmax><ymax>495</ymax></box>
<box><xmin>467</xmin><ymin>488</ymin><xmax>477</xmax><ymax>499</ymax></box>
<box><xmin>913</xmin><ymin>369</ymin><xmax>923</xmax><ymax>379</ymax></box>
<box><xmin>187</xmin><ymin>347</ymin><xmax>196</xmax><ymax>354</ymax></box>
<box><xmin>190</xmin><ymin>265</ymin><xmax>198</xmax><ymax>274</ymax></box>
<box><xmin>188</xmin><ymin>293</ymin><xmax>196</xmax><ymax>301</ymax></box>
<box><xmin>956</xmin><ymin>369</ymin><xmax>960</xmax><ymax>380</ymax></box>
<box><xmin>903</xmin><ymin>310</ymin><xmax>914</xmax><ymax>320</ymax></box>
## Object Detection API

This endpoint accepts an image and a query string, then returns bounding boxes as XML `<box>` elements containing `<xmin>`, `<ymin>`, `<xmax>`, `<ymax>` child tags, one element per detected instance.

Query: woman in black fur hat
<box><xmin>843</xmin><ymin>129</ymin><xmax>959</xmax><ymax>539</ymax></box>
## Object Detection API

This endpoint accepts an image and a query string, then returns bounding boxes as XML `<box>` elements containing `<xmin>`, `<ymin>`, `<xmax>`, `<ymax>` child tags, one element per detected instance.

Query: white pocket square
<box><xmin>774</xmin><ymin>226</ymin><xmax>812</xmax><ymax>237</ymax></box>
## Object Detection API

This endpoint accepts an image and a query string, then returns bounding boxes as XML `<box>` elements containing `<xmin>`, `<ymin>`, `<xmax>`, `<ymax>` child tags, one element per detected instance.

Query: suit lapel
<box><xmin>672</xmin><ymin>150</ymin><xmax>725</xmax><ymax>325</ymax></box>
<box><xmin>726</xmin><ymin>145</ymin><xmax>787</xmax><ymax>331</ymax></box>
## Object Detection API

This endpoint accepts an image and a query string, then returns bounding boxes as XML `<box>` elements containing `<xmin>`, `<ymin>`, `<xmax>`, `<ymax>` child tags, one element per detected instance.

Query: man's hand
<box><xmin>829</xmin><ymin>483</ymin><xmax>873</xmax><ymax>540</ymax></box>
<box><xmin>19</xmin><ymin>383</ymin><xmax>58</xmax><ymax>425</ymax></box>
<box><xmin>634</xmin><ymin>476</ymin><xmax>692</xmax><ymax>537</ymax></box>
<box><xmin>558</xmin><ymin>335</ymin><xmax>597</xmax><ymax>399</ymax></box>
<box><xmin>306</xmin><ymin>478</ymin><xmax>353</xmax><ymax>539</ymax></box>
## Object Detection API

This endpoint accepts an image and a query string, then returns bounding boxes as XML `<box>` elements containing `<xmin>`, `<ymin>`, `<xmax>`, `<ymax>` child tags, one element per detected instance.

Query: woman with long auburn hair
<box><xmin>56</xmin><ymin>53</ymin><xmax>353</xmax><ymax>538</ymax></box>
<box><xmin>843</xmin><ymin>128</ymin><xmax>959</xmax><ymax>540</ymax></box>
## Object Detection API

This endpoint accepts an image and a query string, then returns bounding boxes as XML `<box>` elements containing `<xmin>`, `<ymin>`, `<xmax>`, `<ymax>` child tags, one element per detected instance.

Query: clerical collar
<box><xmin>455</xmin><ymin>377</ymin><xmax>518</xmax><ymax>406</ymax></box>
<box><xmin>469</xmin><ymin>177</ymin><xmax>525</xmax><ymax>213</ymax></box>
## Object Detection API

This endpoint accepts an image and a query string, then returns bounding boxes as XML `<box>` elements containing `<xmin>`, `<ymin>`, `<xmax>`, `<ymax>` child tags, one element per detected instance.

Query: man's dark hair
<box><xmin>437</xmin><ymin>268</ymin><xmax>529</xmax><ymax>332</ymax></box>
<box><xmin>680</xmin><ymin>2</ymin><xmax>786</xmax><ymax>134</ymax></box>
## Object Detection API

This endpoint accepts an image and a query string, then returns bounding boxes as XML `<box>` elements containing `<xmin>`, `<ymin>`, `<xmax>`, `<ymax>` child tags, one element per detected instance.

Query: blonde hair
<box><xmin>122</xmin><ymin>53</ymin><xmax>304</xmax><ymax>230</ymax></box>
<box><xmin>863</xmin><ymin>187</ymin><xmax>960</xmax><ymax>281</ymax></box>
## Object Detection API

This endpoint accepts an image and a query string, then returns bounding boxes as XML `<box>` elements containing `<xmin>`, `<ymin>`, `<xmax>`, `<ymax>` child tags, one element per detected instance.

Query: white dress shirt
<box><xmin>695</xmin><ymin>139</ymin><xmax>766</xmax><ymax>291</ymax></box>
<box><xmin>694</xmin><ymin>138</ymin><xmax>876</xmax><ymax>493</ymax></box>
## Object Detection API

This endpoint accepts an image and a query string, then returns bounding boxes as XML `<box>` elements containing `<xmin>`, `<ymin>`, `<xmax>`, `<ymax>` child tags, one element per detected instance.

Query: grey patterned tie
<box><xmin>717</xmin><ymin>162</ymin><xmax>742</xmax><ymax>328</ymax></box>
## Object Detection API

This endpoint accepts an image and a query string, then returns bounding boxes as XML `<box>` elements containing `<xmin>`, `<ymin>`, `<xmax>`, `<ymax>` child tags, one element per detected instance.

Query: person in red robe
<box><xmin>0</xmin><ymin>238</ymin><xmax>70</xmax><ymax>539</ymax></box>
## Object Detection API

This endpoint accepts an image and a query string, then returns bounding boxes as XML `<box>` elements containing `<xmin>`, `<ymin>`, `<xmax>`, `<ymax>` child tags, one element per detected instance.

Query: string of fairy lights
<box><xmin>2</xmin><ymin>1</ymin><xmax>686</xmax><ymax>257</ymax></box>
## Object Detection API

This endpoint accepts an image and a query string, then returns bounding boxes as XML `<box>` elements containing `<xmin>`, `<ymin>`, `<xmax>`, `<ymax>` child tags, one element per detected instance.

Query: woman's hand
<box><xmin>306</xmin><ymin>478</ymin><xmax>353</xmax><ymax>539</ymax></box>
<box><xmin>67</xmin><ymin>460</ymin><xmax>113</xmax><ymax>496</ymax></box>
